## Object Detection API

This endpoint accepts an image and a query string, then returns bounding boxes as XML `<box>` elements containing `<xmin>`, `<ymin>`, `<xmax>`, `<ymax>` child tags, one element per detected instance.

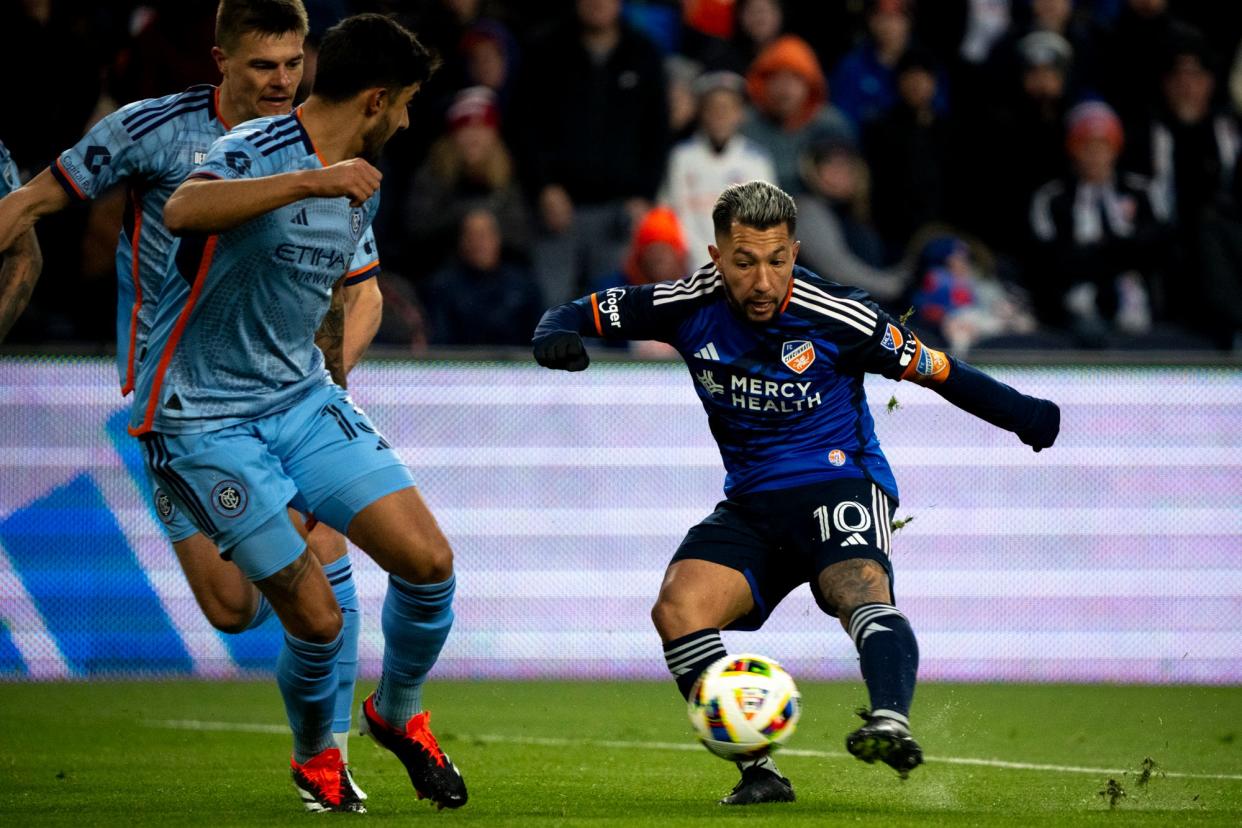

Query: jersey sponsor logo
<box><xmin>828</xmin><ymin>449</ymin><xmax>846</xmax><ymax>466</ymax></box>
<box><xmin>598</xmin><ymin>287</ymin><xmax>625</xmax><ymax>329</ymax></box>
<box><xmin>275</xmin><ymin>243</ymin><xmax>349</xmax><ymax>279</ymax></box>
<box><xmin>192</xmin><ymin>151</ymin><xmax>207</xmax><ymax>165</ymax></box>
<box><xmin>211</xmin><ymin>480</ymin><xmax>248</xmax><ymax>518</ymax></box>
<box><xmin>781</xmin><ymin>340</ymin><xmax>815</xmax><ymax>374</ymax></box>
<box><xmin>695</xmin><ymin>369</ymin><xmax>724</xmax><ymax>396</ymax></box>
<box><xmin>224</xmin><ymin>151</ymin><xmax>252</xmax><ymax>175</ymax></box>
<box><xmin>83</xmin><ymin>145</ymin><xmax>111</xmax><ymax>175</ymax></box>
<box><xmin>693</xmin><ymin>342</ymin><xmax>720</xmax><ymax>361</ymax></box>
<box><xmin>728</xmin><ymin>374</ymin><xmax>821</xmax><ymax>412</ymax></box>
<box><xmin>880</xmin><ymin>324</ymin><xmax>904</xmax><ymax>352</ymax></box>
<box><xmin>154</xmin><ymin>488</ymin><xmax>175</xmax><ymax>523</ymax></box>
<box><xmin>350</xmin><ymin>208</ymin><xmax>363</xmax><ymax>240</ymax></box>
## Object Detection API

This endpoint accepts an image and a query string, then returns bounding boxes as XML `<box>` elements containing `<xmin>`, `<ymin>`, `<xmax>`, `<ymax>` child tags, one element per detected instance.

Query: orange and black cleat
<box><xmin>291</xmin><ymin>746</ymin><xmax>366</xmax><ymax>813</ymax></box>
<box><xmin>360</xmin><ymin>694</ymin><xmax>468</xmax><ymax>809</ymax></box>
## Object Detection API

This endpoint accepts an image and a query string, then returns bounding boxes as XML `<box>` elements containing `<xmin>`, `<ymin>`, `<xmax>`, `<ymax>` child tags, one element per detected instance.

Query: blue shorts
<box><xmin>144</xmin><ymin>465</ymin><xmax>199</xmax><ymax>543</ymax></box>
<box><xmin>671</xmin><ymin>478</ymin><xmax>897</xmax><ymax>631</ymax></box>
<box><xmin>141</xmin><ymin>382</ymin><xmax>414</xmax><ymax>581</ymax></box>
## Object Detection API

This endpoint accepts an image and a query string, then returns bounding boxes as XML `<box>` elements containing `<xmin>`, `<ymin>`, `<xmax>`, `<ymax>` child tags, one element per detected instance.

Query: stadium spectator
<box><xmin>511</xmin><ymin>0</ymin><xmax>669</xmax><ymax>305</ymax></box>
<box><xmin>1098</xmin><ymin>0</ymin><xmax>1179</xmax><ymax>125</ymax></box>
<box><xmin>740</xmin><ymin>34</ymin><xmax>854</xmax><ymax>194</ymax></box>
<box><xmin>830</xmin><ymin>0</ymin><xmax>946</xmax><ymax>130</ymax></box>
<box><xmin>660</xmin><ymin>70</ymin><xmax>777</xmax><ymax>263</ymax></box>
<box><xmin>863</xmin><ymin>47</ymin><xmax>953</xmax><ymax>255</ymax></box>
<box><xmin>794</xmin><ymin>135</ymin><xmax>908</xmax><ymax>303</ymax></box>
<box><xmin>986</xmin><ymin>0</ymin><xmax>1102</xmax><ymax>98</ymax></box>
<box><xmin>729</xmin><ymin>0</ymin><xmax>786</xmax><ymax>71</ymax></box>
<box><xmin>1028</xmin><ymin>101</ymin><xmax>1172</xmax><ymax>344</ymax></box>
<box><xmin>402</xmin><ymin>86</ymin><xmax>531</xmax><ymax>276</ymax></box>
<box><xmin>666</xmin><ymin>55</ymin><xmax>706</xmax><ymax>145</ymax></box>
<box><xmin>457</xmin><ymin>19</ymin><xmax>521</xmax><ymax>115</ymax></box>
<box><xmin>425</xmin><ymin>208</ymin><xmax>543</xmax><ymax>346</ymax></box>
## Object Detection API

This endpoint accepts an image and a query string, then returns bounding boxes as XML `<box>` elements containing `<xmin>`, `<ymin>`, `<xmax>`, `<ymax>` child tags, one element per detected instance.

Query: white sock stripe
<box><xmin>662</xmin><ymin>632</ymin><xmax>724</xmax><ymax>659</ymax></box>
<box><xmin>847</xmin><ymin>608</ymin><xmax>892</xmax><ymax>641</ymax></box>
<box><xmin>665</xmin><ymin>643</ymin><xmax>726</xmax><ymax>670</ymax></box>
<box><xmin>870</xmin><ymin>709</ymin><xmax>910</xmax><ymax>727</ymax></box>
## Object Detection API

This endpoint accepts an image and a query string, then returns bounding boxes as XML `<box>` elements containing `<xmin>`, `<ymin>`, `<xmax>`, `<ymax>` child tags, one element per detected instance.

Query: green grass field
<box><xmin>0</xmin><ymin>680</ymin><xmax>1238</xmax><ymax>826</ymax></box>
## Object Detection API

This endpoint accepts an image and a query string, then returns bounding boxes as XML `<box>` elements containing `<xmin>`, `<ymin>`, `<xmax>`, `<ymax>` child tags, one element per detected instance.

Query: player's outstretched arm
<box><xmin>163</xmin><ymin>158</ymin><xmax>382</xmax><ymax>236</ymax></box>
<box><xmin>0</xmin><ymin>227</ymin><xmax>43</xmax><ymax>342</ymax></box>
<box><xmin>0</xmin><ymin>170</ymin><xmax>70</xmax><ymax>254</ymax></box>
<box><xmin>532</xmin><ymin>302</ymin><xmax>592</xmax><ymax>371</ymax></box>
<box><xmin>342</xmin><ymin>277</ymin><xmax>382</xmax><ymax>376</ymax></box>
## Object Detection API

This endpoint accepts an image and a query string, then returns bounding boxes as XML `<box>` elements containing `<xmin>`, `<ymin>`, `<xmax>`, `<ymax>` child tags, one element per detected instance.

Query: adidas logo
<box><xmin>839</xmin><ymin>532</ymin><xmax>868</xmax><ymax>547</ymax></box>
<box><xmin>693</xmin><ymin>342</ymin><xmax>720</xmax><ymax>361</ymax></box>
<box><xmin>291</xmin><ymin>207</ymin><xmax>309</xmax><ymax>226</ymax></box>
<box><xmin>859</xmin><ymin>621</ymin><xmax>891</xmax><ymax>644</ymax></box>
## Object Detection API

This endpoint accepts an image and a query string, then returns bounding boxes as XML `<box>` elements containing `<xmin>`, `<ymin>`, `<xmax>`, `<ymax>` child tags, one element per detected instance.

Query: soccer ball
<box><xmin>687</xmin><ymin>653</ymin><xmax>801</xmax><ymax>760</ymax></box>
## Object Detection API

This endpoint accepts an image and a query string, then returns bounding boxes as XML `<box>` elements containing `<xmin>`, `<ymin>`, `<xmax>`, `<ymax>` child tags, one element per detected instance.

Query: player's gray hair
<box><xmin>712</xmin><ymin>180</ymin><xmax>797</xmax><ymax>238</ymax></box>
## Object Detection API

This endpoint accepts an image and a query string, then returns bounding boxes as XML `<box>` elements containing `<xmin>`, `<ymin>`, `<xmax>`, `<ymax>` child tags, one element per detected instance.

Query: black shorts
<box><xmin>671</xmin><ymin>478</ymin><xmax>897</xmax><ymax>631</ymax></box>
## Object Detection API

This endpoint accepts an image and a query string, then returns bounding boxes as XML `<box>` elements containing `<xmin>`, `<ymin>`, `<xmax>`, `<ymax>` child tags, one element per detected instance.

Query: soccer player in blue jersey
<box><xmin>0</xmin><ymin>139</ymin><xmax>42</xmax><ymax>339</ymax></box>
<box><xmin>533</xmin><ymin>180</ymin><xmax>1061</xmax><ymax>805</ymax></box>
<box><xmin>0</xmin><ymin>0</ymin><xmax>377</xmax><ymax>802</ymax></box>
<box><xmin>149</xmin><ymin>14</ymin><xmax>465</xmax><ymax>814</ymax></box>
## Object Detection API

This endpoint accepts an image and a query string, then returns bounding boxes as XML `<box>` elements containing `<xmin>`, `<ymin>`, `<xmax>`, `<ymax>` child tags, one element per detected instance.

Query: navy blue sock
<box><xmin>848</xmin><ymin>603</ymin><xmax>919</xmax><ymax>723</ymax></box>
<box><xmin>323</xmin><ymin>556</ymin><xmax>360</xmax><ymax>741</ymax></box>
<box><xmin>373</xmin><ymin>574</ymin><xmax>454</xmax><ymax>727</ymax></box>
<box><xmin>277</xmin><ymin>630</ymin><xmax>343</xmax><ymax>763</ymax></box>
<box><xmin>662</xmin><ymin>628</ymin><xmax>727</xmax><ymax>700</ymax></box>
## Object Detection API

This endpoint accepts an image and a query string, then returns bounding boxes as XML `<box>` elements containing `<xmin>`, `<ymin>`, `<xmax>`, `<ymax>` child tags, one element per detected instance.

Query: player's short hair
<box><xmin>215</xmin><ymin>0</ymin><xmax>309</xmax><ymax>52</ymax></box>
<box><xmin>313</xmin><ymin>14</ymin><xmax>438</xmax><ymax>103</ymax></box>
<box><xmin>712</xmin><ymin>180</ymin><xmax>798</xmax><ymax>238</ymax></box>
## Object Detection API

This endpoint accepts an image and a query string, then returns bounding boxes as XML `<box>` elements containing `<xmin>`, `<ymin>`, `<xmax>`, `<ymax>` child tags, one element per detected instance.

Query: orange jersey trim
<box><xmin>294</xmin><ymin>107</ymin><xmax>327</xmax><ymax>167</ymax></box>
<box><xmin>120</xmin><ymin>192</ymin><xmax>144</xmax><ymax>396</ymax></box>
<box><xmin>213</xmin><ymin>87</ymin><xmax>232</xmax><ymax>131</ymax></box>
<box><xmin>54</xmin><ymin>158</ymin><xmax>87</xmax><ymax>200</ymax></box>
<box><xmin>128</xmin><ymin>236</ymin><xmax>218</xmax><ymax>436</ymax></box>
<box><xmin>345</xmin><ymin>260</ymin><xmax>380</xmax><ymax>279</ymax></box>
<box><xmin>589</xmin><ymin>293</ymin><xmax>603</xmax><ymax>336</ymax></box>
<box><xmin>779</xmin><ymin>277</ymin><xmax>794</xmax><ymax>313</ymax></box>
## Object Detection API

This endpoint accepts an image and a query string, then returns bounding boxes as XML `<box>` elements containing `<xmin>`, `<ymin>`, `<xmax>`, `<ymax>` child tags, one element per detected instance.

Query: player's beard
<box><xmin>359</xmin><ymin>122</ymin><xmax>389</xmax><ymax>164</ymax></box>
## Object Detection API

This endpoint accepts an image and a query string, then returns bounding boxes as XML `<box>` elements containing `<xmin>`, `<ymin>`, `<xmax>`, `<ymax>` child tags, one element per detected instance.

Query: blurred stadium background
<box><xmin>0</xmin><ymin>0</ymin><xmax>1239</xmax><ymax>729</ymax></box>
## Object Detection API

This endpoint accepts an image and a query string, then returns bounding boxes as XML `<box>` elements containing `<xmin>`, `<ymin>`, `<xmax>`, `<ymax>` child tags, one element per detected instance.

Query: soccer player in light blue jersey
<box><xmin>151</xmin><ymin>14</ymin><xmax>465</xmax><ymax>813</ymax></box>
<box><xmin>0</xmin><ymin>139</ymin><xmax>42</xmax><ymax>339</ymax></box>
<box><xmin>0</xmin><ymin>1</ymin><xmax>376</xmax><ymax>804</ymax></box>
<box><xmin>534</xmin><ymin>180</ymin><xmax>1061</xmax><ymax>805</ymax></box>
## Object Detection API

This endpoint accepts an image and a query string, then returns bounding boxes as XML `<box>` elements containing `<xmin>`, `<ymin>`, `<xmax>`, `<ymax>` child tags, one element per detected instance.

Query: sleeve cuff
<box><xmin>51</xmin><ymin>158</ymin><xmax>87</xmax><ymax>201</ymax></box>
<box><xmin>343</xmin><ymin>261</ymin><xmax>380</xmax><ymax>285</ymax></box>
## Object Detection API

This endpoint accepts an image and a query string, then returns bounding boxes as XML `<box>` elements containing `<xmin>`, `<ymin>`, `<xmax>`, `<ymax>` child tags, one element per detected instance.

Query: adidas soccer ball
<box><xmin>687</xmin><ymin>653</ymin><xmax>801</xmax><ymax>760</ymax></box>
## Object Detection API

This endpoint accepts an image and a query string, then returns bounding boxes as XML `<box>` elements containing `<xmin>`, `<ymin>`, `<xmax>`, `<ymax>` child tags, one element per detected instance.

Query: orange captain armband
<box><xmin>898</xmin><ymin>333</ymin><xmax>952</xmax><ymax>385</ymax></box>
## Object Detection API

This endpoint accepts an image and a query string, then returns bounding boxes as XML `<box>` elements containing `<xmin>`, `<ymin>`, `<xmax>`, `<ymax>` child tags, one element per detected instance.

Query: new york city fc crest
<box><xmin>350</xmin><ymin>208</ymin><xmax>364</xmax><ymax>240</ymax></box>
<box><xmin>154</xmin><ymin>488</ymin><xmax>176</xmax><ymax>524</ymax></box>
<box><xmin>781</xmin><ymin>340</ymin><xmax>815</xmax><ymax>374</ymax></box>
<box><xmin>211</xmin><ymin>480</ymin><xmax>249</xmax><ymax>518</ymax></box>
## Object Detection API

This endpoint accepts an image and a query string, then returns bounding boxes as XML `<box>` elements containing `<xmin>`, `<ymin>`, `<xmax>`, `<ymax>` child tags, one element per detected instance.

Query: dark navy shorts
<box><xmin>671</xmin><ymin>478</ymin><xmax>897</xmax><ymax>630</ymax></box>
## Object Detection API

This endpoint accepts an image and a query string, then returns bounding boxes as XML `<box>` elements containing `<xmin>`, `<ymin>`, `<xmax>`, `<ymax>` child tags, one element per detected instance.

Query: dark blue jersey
<box><xmin>536</xmin><ymin>262</ymin><xmax>1058</xmax><ymax>498</ymax></box>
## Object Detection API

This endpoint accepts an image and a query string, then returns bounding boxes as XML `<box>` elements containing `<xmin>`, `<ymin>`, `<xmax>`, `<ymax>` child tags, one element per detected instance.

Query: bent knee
<box><xmin>290</xmin><ymin>606</ymin><xmax>344</xmax><ymax>644</ymax></box>
<box><xmin>817</xmin><ymin>557</ymin><xmax>893</xmax><ymax>622</ymax></box>
<box><xmin>405</xmin><ymin>537</ymin><xmax>454</xmax><ymax>584</ymax></box>
<box><xmin>651</xmin><ymin>594</ymin><xmax>718</xmax><ymax>641</ymax></box>
<box><xmin>202</xmin><ymin>601</ymin><xmax>257</xmax><ymax>635</ymax></box>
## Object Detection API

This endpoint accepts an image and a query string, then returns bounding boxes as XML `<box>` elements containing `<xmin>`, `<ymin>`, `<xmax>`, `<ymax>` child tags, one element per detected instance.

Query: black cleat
<box><xmin>361</xmin><ymin>694</ymin><xmax>468</xmax><ymax>809</ymax></box>
<box><xmin>291</xmin><ymin>747</ymin><xmax>367</xmax><ymax>813</ymax></box>
<box><xmin>719</xmin><ymin>766</ymin><xmax>796</xmax><ymax>805</ymax></box>
<box><xmin>846</xmin><ymin>713</ymin><xmax>924</xmax><ymax>779</ymax></box>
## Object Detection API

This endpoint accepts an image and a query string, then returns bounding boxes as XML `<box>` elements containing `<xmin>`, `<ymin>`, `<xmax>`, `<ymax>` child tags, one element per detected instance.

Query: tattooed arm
<box><xmin>0</xmin><ymin>227</ymin><xmax>43</xmax><ymax>342</ymax></box>
<box><xmin>316</xmin><ymin>278</ymin><xmax>348</xmax><ymax>387</ymax></box>
<box><xmin>342</xmin><ymin>277</ymin><xmax>382</xmax><ymax>375</ymax></box>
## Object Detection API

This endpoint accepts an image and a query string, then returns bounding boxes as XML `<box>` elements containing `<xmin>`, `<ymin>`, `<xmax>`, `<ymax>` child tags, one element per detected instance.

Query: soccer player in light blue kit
<box><xmin>0</xmin><ymin>139</ymin><xmax>42</xmax><ymax>338</ymax></box>
<box><xmin>534</xmin><ymin>180</ymin><xmax>1060</xmax><ymax>805</ymax></box>
<box><xmin>149</xmin><ymin>14</ymin><xmax>465</xmax><ymax>813</ymax></box>
<box><xmin>0</xmin><ymin>1</ymin><xmax>375</xmax><ymax>801</ymax></box>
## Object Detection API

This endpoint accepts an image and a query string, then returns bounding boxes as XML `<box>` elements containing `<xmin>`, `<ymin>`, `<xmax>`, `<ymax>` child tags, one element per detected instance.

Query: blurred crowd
<box><xmin>4</xmin><ymin>0</ymin><xmax>1242</xmax><ymax>353</ymax></box>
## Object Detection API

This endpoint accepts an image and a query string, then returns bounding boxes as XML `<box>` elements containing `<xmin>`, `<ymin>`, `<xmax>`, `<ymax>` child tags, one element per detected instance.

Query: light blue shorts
<box><xmin>144</xmin><ymin>465</ymin><xmax>199</xmax><ymax>543</ymax></box>
<box><xmin>141</xmin><ymin>382</ymin><xmax>414</xmax><ymax>581</ymax></box>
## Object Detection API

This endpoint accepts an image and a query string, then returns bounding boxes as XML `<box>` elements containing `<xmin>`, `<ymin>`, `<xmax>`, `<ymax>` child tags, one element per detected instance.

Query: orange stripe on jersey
<box><xmin>779</xmin><ymin>276</ymin><xmax>794</xmax><ymax>313</ymax></box>
<box><xmin>590</xmin><ymin>293</ymin><xmax>603</xmax><ymax>336</ymax></box>
<box><xmin>128</xmin><ymin>235</ymin><xmax>218</xmax><ymax>436</ymax></box>
<box><xmin>213</xmin><ymin>87</ymin><xmax>232</xmax><ymax>131</ymax></box>
<box><xmin>345</xmin><ymin>260</ymin><xmax>379</xmax><ymax>279</ymax></box>
<box><xmin>294</xmin><ymin>107</ymin><xmax>327</xmax><ymax>167</ymax></box>
<box><xmin>120</xmin><ymin>192</ymin><xmax>144</xmax><ymax>396</ymax></box>
<box><xmin>54</xmin><ymin>158</ymin><xmax>87</xmax><ymax>200</ymax></box>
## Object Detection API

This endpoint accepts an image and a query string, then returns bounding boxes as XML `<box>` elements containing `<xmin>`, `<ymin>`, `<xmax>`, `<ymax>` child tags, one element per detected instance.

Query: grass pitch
<box><xmin>0</xmin><ymin>680</ymin><xmax>1238</xmax><ymax>826</ymax></box>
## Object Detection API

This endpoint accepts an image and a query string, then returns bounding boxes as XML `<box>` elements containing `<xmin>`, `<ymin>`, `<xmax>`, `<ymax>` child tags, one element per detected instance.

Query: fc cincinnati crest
<box><xmin>880</xmin><ymin>323</ymin><xmax>904</xmax><ymax>352</ymax></box>
<box><xmin>781</xmin><ymin>340</ymin><xmax>815</xmax><ymax>374</ymax></box>
<box><xmin>154</xmin><ymin>488</ymin><xmax>175</xmax><ymax>524</ymax></box>
<box><xmin>350</xmin><ymin>208</ymin><xmax>364</xmax><ymax>240</ymax></box>
<box><xmin>211</xmin><ymin>480</ymin><xmax>249</xmax><ymax>518</ymax></box>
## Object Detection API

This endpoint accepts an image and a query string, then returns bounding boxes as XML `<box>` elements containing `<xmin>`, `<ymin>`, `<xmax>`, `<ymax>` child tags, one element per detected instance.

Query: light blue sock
<box><xmin>323</xmin><ymin>556</ymin><xmax>360</xmax><ymax>736</ymax></box>
<box><xmin>373</xmin><ymin>574</ymin><xmax>454</xmax><ymax>728</ymax></box>
<box><xmin>243</xmin><ymin>594</ymin><xmax>275</xmax><ymax>630</ymax></box>
<box><xmin>277</xmin><ymin>630</ymin><xmax>343</xmax><ymax>763</ymax></box>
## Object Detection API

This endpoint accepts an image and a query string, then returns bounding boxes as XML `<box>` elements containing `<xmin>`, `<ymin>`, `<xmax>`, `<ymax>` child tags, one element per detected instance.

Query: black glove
<box><xmin>1017</xmin><ymin>398</ymin><xmax>1060</xmax><ymax>452</ymax></box>
<box><xmin>533</xmin><ymin>330</ymin><xmax>590</xmax><ymax>371</ymax></box>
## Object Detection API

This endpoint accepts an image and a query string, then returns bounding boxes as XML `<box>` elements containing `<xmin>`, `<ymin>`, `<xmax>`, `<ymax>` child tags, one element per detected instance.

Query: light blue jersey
<box><xmin>51</xmin><ymin>84</ymin><xmax>229</xmax><ymax>394</ymax></box>
<box><xmin>130</xmin><ymin>110</ymin><xmax>381</xmax><ymax>436</ymax></box>
<box><xmin>0</xmin><ymin>140</ymin><xmax>20</xmax><ymax>198</ymax></box>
